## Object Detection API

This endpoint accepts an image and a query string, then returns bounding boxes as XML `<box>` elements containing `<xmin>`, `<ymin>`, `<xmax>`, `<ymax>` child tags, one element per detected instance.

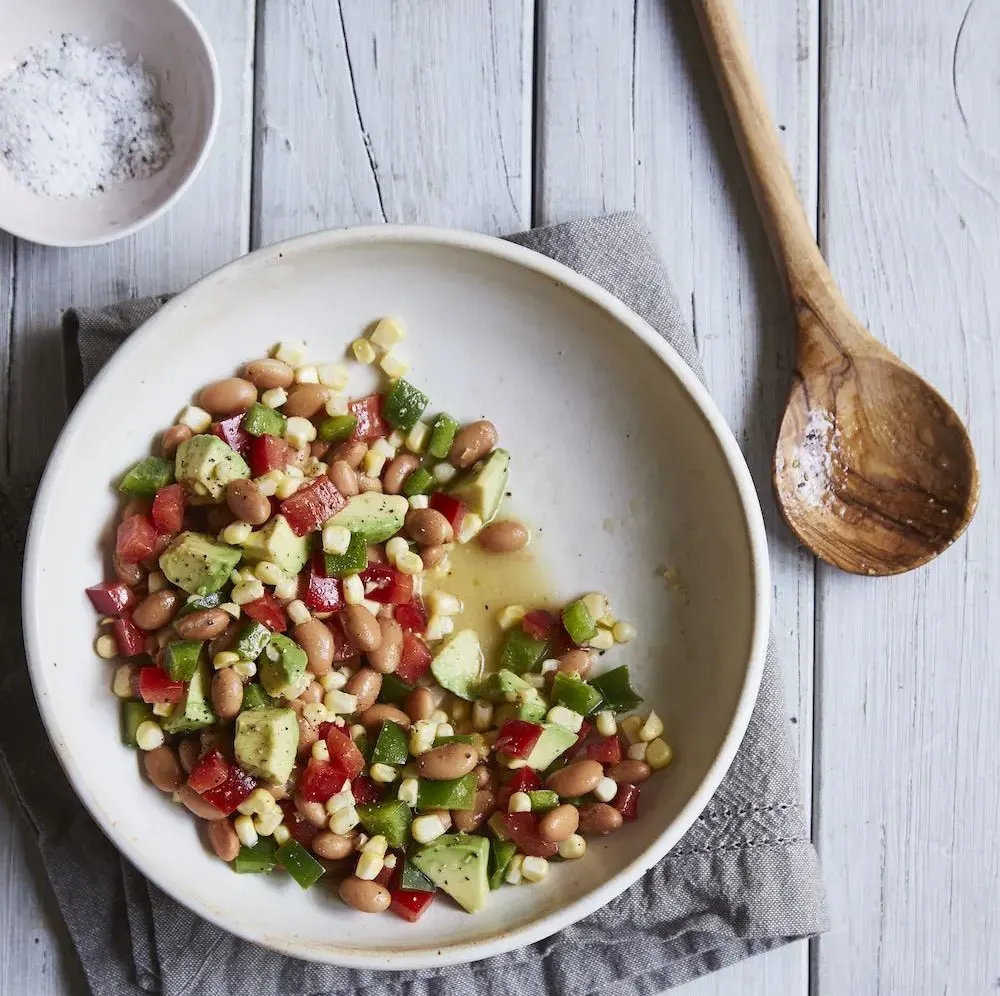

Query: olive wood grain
<box><xmin>693</xmin><ymin>0</ymin><xmax>979</xmax><ymax>575</ymax></box>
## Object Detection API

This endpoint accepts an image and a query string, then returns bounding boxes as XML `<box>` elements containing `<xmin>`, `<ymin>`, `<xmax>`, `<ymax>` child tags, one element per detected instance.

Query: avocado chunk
<box><xmin>411</xmin><ymin>833</ymin><xmax>490</xmax><ymax>913</ymax></box>
<box><xmin>479</xmin><ymin>668</ymin><xmax>533</xmax><ymax>704</ymax></box>
<box><xmin>175</xmin><ymin>434</ymin><xmax>250</xmax><ymax>503</ymax></box>
<box><xmin>159</xmin><ymin>531</ymin><xmax>243</xmax><ymax>596</ymax></box>
<box><xmin>493</xmin><ymin>687</ymin><xmax>547</xmax><ymax>727</ymax></box>
<box><xmin>259</xmin><ymin>633</ymin><xmax>308</xmax><ymax>697</ymax></box>
<box><xmin>325</xmin><ymin>492</ymin><xmax>408</xmax><ymax>543</ymax></box>
<box><xmin>524</xmin><ymin>723</ymin><xmax>577</xmax><ymax>770</ymax></box>
<box><xmin>240</xmin><ymin>515</ymin><xmax>309</xmax><ymax>577</ymax></box>
<box><xmin>430</xmin><ymin>629</ymin><xmax>483</xmax><ymax>701</ymax></box>
<box><xmin>449</xmin><ymin>449</ymin><xmax>510</xmax><ymax>522</ymax></box>
<box><xmin>162</xmin><ymin>657</ymin><xmax>216</xmax><ymax>734</ymax></box>
<box><xmin>234</xmin><ymin>707</ymin><xmax>298</xmax><ymax>784</ymax></box>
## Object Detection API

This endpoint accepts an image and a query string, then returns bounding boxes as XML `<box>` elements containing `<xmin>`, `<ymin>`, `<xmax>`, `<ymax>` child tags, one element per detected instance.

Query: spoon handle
<box><xmin>692</xmin><ymin>0</ymin><xmax>838</xmax><ymax>312</ymax></box>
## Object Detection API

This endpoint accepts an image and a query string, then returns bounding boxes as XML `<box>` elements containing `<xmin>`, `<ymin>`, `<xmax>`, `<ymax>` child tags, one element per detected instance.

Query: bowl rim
<box><xmin>0</xmin><ymin>0</ymin><xmax>221</xmax><ymax>248</ymax></box>
<box><xmin>23</xmin><ymin>223</ymin><xmax>771</xmax><ymax>969</ymax></box>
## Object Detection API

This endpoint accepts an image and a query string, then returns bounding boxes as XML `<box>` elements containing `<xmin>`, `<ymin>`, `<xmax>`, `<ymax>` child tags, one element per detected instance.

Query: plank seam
<box><xmin>529</xmin><ymin>0</ymin><xmax>542</xmax><ymax>226</ymax></box>
<box><xmin>2</xmin><ymin>240</ymin><xmax>16</xmax><ymax>477</ymax></box>
<box><xmin>248</xmin><ymin>0</ymin><xmax>266</xmax><ymax>250</ymax></box>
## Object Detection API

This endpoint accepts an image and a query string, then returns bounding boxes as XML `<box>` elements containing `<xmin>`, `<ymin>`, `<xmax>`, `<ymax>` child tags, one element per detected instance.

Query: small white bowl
<box><xmin>0</xmin><ymin>0</ymin><xmax>218</xmax><ymax>247</ymax></box>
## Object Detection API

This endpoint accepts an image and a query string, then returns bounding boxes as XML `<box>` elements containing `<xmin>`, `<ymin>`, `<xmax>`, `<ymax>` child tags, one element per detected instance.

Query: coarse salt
<box><xmin>0</xmin><ymin>33</ymin><xmax>173</xmax><ymax>199</ymax></box>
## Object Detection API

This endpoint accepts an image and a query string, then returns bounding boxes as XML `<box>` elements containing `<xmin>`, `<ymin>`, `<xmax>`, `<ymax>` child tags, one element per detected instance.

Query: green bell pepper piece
<box><xmin>323</xmin><ymin>531</ymin><xmax>368</xmax><ymax>577</ymax></box>
<box><xmin>242</xmin><ymin>402</ymin><xmax>287</xmax><ymax>438</ymax></box>
<box><xmin>527</xmin><ymin>789</ymin><xmax>560</xmax><ymax>812</ymax></box>
<box><xmin>120</xmin><ymin>700</ymin><xmax>154</xmax><ymax>748</ymax></box>
<box><xmin>163</xmin><ymin>640</ymin><xmax>203</xmax><ymax>682</ymax></box>
<box><xmin>498</xmin><ymin>627</ymin><xmax>549</xmax><ymax>675</ymax></box>
<box><xmin>378</xmin><ymin>673</ymin><xmax>413</xmax><ymax>706</ymax></box>
<box><xmin>488</xmin><ymin>839</ymin><xmax>517</xmax><ymax>889</ymax></box>
<box><xmin>371</xmin><ymin>721</ymin><xmax>409</xmax><ymax>767</ymax></box>
<box><xmin>176</xmin><ymin>591</ymin><xmax>224</xmax><ymax>618</ymax></box>
<box><xmin>401</xmin><ymin>467</ymin><xmax>435</xmax><ymax>497</ymax></box>
<box><xmin>416</xmin><ymin>773</ymin><xmax>477</xmax><ymax>811</ymax></box>
<box><xmin>355</xmin><ymin>733</ymin><xmax>373</xmax><ymax>763</ymax></box>
<box><xmin>240</xmin><ymin>683</ymin><xmax>278</xmax><ymax>711</ymax></box>
<box><xmin>276</xmin><ymin>839</ymin><xmax>325</xmax><ymax>888</ymax></box>
<box><xmin>433</xmin><ymin>733</ymin><xmax>478</xmax><ymax>748</ymax></box>
<box><xmin>119</xmin><ymin>456</ymin><xmax>174</xmax><ymax>498</ymax></box>
<box><xmin>357</xmin><ymin>800</ymin><xmax>412</xmax><ymax>848</ymax></box>
<box><xmin>550</xmin><ymin>672</ymin><xmax>603</xmax><ymax>716</ymax></box>
<box><xmin>232</xmin><ymin>836</ymin><xmax>278</xmax><ymax>874</ymax></box>
<box><xmin>399</xmin><ymin>859</ymin><xmax>436</xmax><ymax>893</ymax></box>
<box><xmin>561</xmin><ymin>599</ymin><xmax>597</xmax><ymax>645</ymax></box>
<box><xmin>317</xmin><ymin>413</ymin><xmax>358</xmax><ymax>443</ymax></box>
<box><xmin>382</xmin><ymin>378</ymin><xmax>429</xmax><ymax>432</ymax></box>
<box><xmin>427</xmin><ymin>413</ymin><xmax>459</xmax><ymax>460</ymax></box>
<box><xmin>235</xmin><ymin>620</ymin><xmax>272</xmax><ymax>661</ymax></box>
<box><xmin>486</xmin><ymin>811</ymin><xmax>509</xmax><ymax>841</ymax></box>
<box><xmin>589</xmin><ymin>665</ymin><xmax>643</xmax><ymax>713</ymax></box>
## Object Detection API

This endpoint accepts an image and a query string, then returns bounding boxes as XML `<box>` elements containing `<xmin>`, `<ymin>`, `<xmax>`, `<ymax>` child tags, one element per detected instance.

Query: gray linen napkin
<box><xmin>0</xmin><ymin>212</ymin><xmax>827</xmax><ymax>996</ymax></box>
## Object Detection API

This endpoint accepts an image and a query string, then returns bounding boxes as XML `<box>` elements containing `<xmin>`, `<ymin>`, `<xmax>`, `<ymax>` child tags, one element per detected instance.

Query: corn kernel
<box><xmin>361</xmin><ymin>836</ymin><xmax>387</xmax><ymax>860</ymax></box>
<box><xmin>524</xmin><ymin>674</ymin><xmax>546</xmax><ymax>689</ymax></box>
<box><xmin>589</xmin><ymin>628</ymin><xmax>615</xmax><ymax>651</ymax></box>
<box><xmin>303</xmin><ymin>702</ymin><xmax>328</xmax><ymax>725</ymax></box>
<box><xmin>363</xmin><ymin>448</ymin><xmax>386</xmax><ymax>478</ymax></box>
<box><xmin>135</xmin><ymin>721</ymin><xmax>164</xmax><ymax>751</ymax></box>
<box><xmin>385</xmin><ymin>536</ymin><xmax>409</xmax><ymax>564</ymax></box>
<box><xmin>521</xmin><ymin>856</ymin><xmax>549</xmax><ymax>883</ymax></box>
<box><xmin>497</xmin><ymin>605</ymin><xmax>526</xmax><ymax>630</ymax></box>
<box><xmin>409</xmin><ymin>720</ymin><xmax>437</xmax><ymax>756</ymax></box>
<box><xmin>213</xmin><ymin>650</ymin><xmax>241</xmax><ymax>670</ymax></box>
<box><xmin>380</xmin><ymin>351</ymin><xmax>409</xmax><ymax>378</ymax></box>
<box><xmin>319</xmin><ymin>671</ymin><xmax>347</xmax><ymax>692</ymax></box>
<box><xmin>370</xmin><ymin>316</ymin><xmax>407</xmax><ymax>349</ymax></box>
<box><xmin>329</xmin><ymin>805</ymin><xmax>360</xmax><ymax>835</ymax></box>
<box><xmin>254</xmin><ymin>561</ymin><xmax>285</xmax><ymax>586</ymax></box>
<box><xmin>261</xmin><ymin>387</ymin><xmax>288</xmax><ymax>409</ymax></box>
<box><xmin>152</xmin><ymin>702</ymin><xmax>174</xmax><ymax>718</ymax></box>
<box><xmin>253</xmin><ymin>808</ymin><xmax>283</xmax><ymax>836</ymax></box>
<box><xmin>355</xmin><ymin>833</ymin><xmax>369</xmax><ymax>851</ymax></box>
<box><xmin>112</xmin><ymin>664</ymin><xmax>135</xmax><ymax>698</ymax></box>
<box><xmin>95</xmin><ymin>634</ymin><xmax>119</xmax><ymax>660</ymax></box>
<box><xmin>231</xmin><ymin>579</ymin><xmax>266</xmax><ymax>605</ymax></box>
<box><xmin>343</xmin><ymin>574</ymin><xmax>364</xmax><ymax>604</ymax></box>
<box><xmin>272</xmin><ymin>341</ymin><xmax>307</xmax><ymax>366</ymax></box>
<box><xmin>145</xmin><ymin>570</ymin><xmax>167</xmax><ymax>593</ymax></box>
<box><xmin>408</xmin><ymin>494</ymin><xmax>429</xmax><ymax>510</ymax></box>
<box><xmin>351</xmin><ymin>338</ymin><xmax>377</xmax><ymax>364</ymax></box>
<box><xmin>285</xmin><ymin>416</ymin><xmax>317</xmax><ymax>449</ymax></box>
<box><xmin>582</xmin><ymin>592</ymin><xmax>607</xmax><ymax>622</ymax></box>
<box><xmin>639</xmin><ymin>710</ymin><xmax>664</xmax><ymax>743</ymax></box>
<box><xmin>427</xmin><ymin>590</ymin><xmax>461</xmax><ymax>616</ymax></box>
<box><xmin>234</xmin><ymin>814</ymin><xmax>258</xmax><ymax>848</ymax></box>
<box><xmin>508</xmin><ymin>792</ymin><xmax>532</xmax><ymax>813</ymax></box>
<box><xmin>233</xmin><ymin>659</ymin><xmax>257</xmax><ymax>679</ymax></box>
<box><xmin>222</xmin><ymin>521</ymin><xmax>252</xmax><ymax>546</ymax></box>
<box><xmin>613</xmin><ymin>621</ymin><xmax>636</xmax><ymax>644</ymax></box>
<box><xmin>411</xmin><ymin>814</ymin><xmax>446</xmax><ymax>844</ymax></box>
<box><xmin>352</xmin><ymin>850</ymin><xmax>382</xmax><ymax>880</ymax></box>
<box><xmin>325</xmin><ymin>785</ymin><xmax>355</xmax><ymax>814</ymax></box>
<box><xmin>177</xmin><ymin>405</ymin><xmax>212</xmax><ymax>432</ymax></box>
<box><xmin>255</xmin><ymin>476</ymin><xmax>278</xmax><ymax>498</ymax></box>
<box><xmin>238</xmin><ymin>788</ymin><xmax>279</xmax><ymax>817</ymax></box>
<box><xmin>272</xmin><ymin>824</ymin><xmax>291</xmax><ymax>845</ymax></box>
<box><xmin>311</xmin><ymin>739</ymin><xmax>331</xmax><ymax>761</ymax></box>
<box><xmin>627</xmin><ymin>742</ymin><xmax>648</xmax><ymax>762</ymax></box>
<box><xmin>286</xmin><ymin>599</ymin><xmax>311</xmax><ymax>626</ymax></box>
<box><xmin>271</xmin><ymin>576</ymin><xmax>296</xmax><ymax>601</ymax></box>
<box><xmin>547</xmin><ymin>706</ymin><xmax>584</xmax><ymax>733</ymax></box>
<box><xmin>383</xmin><ymin>852</ymin><xmax>398</xmax><ymax>870</ymax></box>
<box><xmin>620</xmin><ymin>715</ymin><xmax>644</xmax><ymax>744</ymax></box>
<box><xmin>294</xmin><ymin>364</ymin><xmax>319</xmax><ymax>384</ymax></box>
<box><xmin>471</xmin><ymin>699</ymin><xmax>494</xmax><ymax>732</ymax></box>
<box><xmin>395</xmin><ymin>550</ymin><xmax>423</xmax><ymax>575</ymax></box>
<box><xmin>595</xmin><ymin>711</ymin><xmax>617</xmax><ymax>738</ymax></box>
<box><xmin>558</xmin><ymin>834</ymin><xmax>586</xmax><ymax>860</ymax></box>
<box><xmin>349</xmin><ymin>723</ymin><xmax>366</xmax><ymax>741</ymax></box>
<box><xmin>397</xmin><ymin>777</ymin><xmax>419</xmax><ymax>807</ymax></box>
<box><xmin>324</xmin><ymin>690</ymin><xmax>358</xmax><ymax>715</ymax></box>
<box><xmin>456</xmin><ymin>512</ymin><xmax>483</xmax><ymax>544</ymax></box>
<box><xmin>370</xmin><ymin>763</ymin><xmax>397</xmax><ymax>784</ymax></box>
<box><xmin>322</xmin><ymin>524</ymin><xmax>352</xmax><ymax>555</ymax></box>
<box><xmin>593</xmin><ymin>777</ymin><xmax>618</xmax><ymax>803</ymax></box>
<box><xmin>432</xmin><ymin>462</ymin><xmax>457</xmax><ymax>484</ymax></box>
<box><xmin>450</xmin><ymin>698</ymin><xmax>470</xmax><ymax>722</ymax></box>
<box><xmin>360</xmin><ymin>598</ymin><xmax>382</xmax><ymax>616</ymax></box>
<box><xmin>325</xmin><ymin>395</ymin><xmax>349</xmax><ymax>417</ymax></box>
<box><xmin>429</xmin><ymin>709</ymin><xmax>449</xmax><ymax>725</ymax></box>
<box><xmin>317</xmin><ymin>363</ymin><xmax>349</xmax><ymax>390</ymax></box>
<box><xmin>646</xmin><ymin>738</ymin><xmax>673</xmax><ymax>770</ymax></box>
<box><xmin>505</xmin><ymin>854</ymin><xmax>524</xmax><ymax>885</ymax></box>
<box><xmin>405</xmin><ymin>421</ymin><xmax>429</xmax><ymax>453</ymax></box>
<box><xmin>425</xmin><ymin>614</ymin><xmax>453</xmax><ymax>641</ymax></box>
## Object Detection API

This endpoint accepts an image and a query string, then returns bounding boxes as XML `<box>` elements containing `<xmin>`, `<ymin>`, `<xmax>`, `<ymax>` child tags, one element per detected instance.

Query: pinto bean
<box><xmin>341</xmin><ymin>604</ymin><xmax>381</xmax><ymax>653</ymax></box>
<box><xmin>577</xmin><ymin>803</ymin><xmax>623</xmax><ymax>836</ymax></box>
<box><xmin>346</xmin><ymin>668</ymin><xmax>383</xmax><ymax>713</ymax></box>
<box><xmin>420</xmin><ymin>544</ymin><xmax>446</xmax><ymax>568</ymax></box>
<box><xmin>242</xmin><ymin>358</ymin><xmax>294</xmax><ymax>390</ymax></box>
<box><xmin>208</xmin><ymin>622</ymin><xmax>240</xmax><ymax>659</ymax></box>
<box><xmin>404</xmin><ymin>687</ymin><xmax>434</xmax><ymax>723</ymax></box>
<box><xmin>331</xmin><ymin>438</ymin><xmax>367</xmax><ymax>468</ymax></box>
<box><xmin>327</xmin><ymin>459</ymin><xmax>359</xmax><ymax>496</ymax></box>
<box><xmin>382</xmin><ymin>454</ymin><xmax>420</xmax><ymax>495</ymax></box>
<box><xmin>546</xmin><ymin>760</ymin><xmax>604</xmax><ymax>798</ymax></box>
<box><xmin>451</xmin><ymin>790</ymin><xmax>496</xmax><ymax>833</ymax></box>
<box><xmin>367</xmin><ymin>617</ymin><xmax>402</xmax><ymax>674</ymax></box>
<box><xmin>311</xmin><ymin>832</ymin><xmax>356</xmax><ymax>860</ymax></box>
<box><xmin>160</xmin><ymin>424</ymin><xmax>192</xmax><ymax>457</ymax></box>
<box><xmin>113</xmin><ymin>554</ymin><xmax>146</xmax><ymax>587</ymax></box>
<box><xmin>211</xmin><ymin>669</ymin><xmax>244</xmax><ymax>720</ymax></box>
<box><xmin>293</xmin><ymin>618</ymin><xmax>335</xmax><ymax>674</ymax></box>
<box><xmin>607</xmin><ymin>760</ymin><xmax>652</xmax><ymax>784</ymax></box>
<box><xmin>143</xmin><ymin>745</ymin><xmax>183</xmax><ymax>792</ymax></box>
<box><xmin>358</xmin><ymin>475</ymin><xmax>383</xmax><ymax>493</ymax></box>
<box><xmin>207</xmin><ymin>818</ymin><xmax>241</xmax><ymax>862</ymax></box>
<box><xmin>296</xmin><ymin>711</ymin><xmax>321</xmax><ymax>754</ymax></box>
<box><xmin>538</xmin><ymin>804</ymin><xmax>580</xmax><ymax>842</ymax></box>
<box><xmin>178</xmin><ymin>785</ymin><xmax>226</xmax><ymax>820</ymax></box>
<box><xmin>557</xmin><ymin>649</ymin><xmax>593</xmax><ymax>678</ymax></box>
<box><xmin>283</xmin><ymin>384</ymin><xmax>329</xmax><ymax>418</ymax></box>
<box><xmin>405</xmin><ymin>508</ymin><xmax>452</xmax><ymax>546</ymax></box>
<box><xmin>450</xmin><ymin>420</ymin><xmax>497</xmax><ymax>468</ymax></box>
<box><xmin>175</xmin><ymin>608</ymin><xmax>231</xmax><ymax>641</ymax></box>
<box><xmin>474</xmin><ymin>764</ymin><xmax>497</xmax><ymax>791</ymax></box>
<box><xmin>226</xmin><ymin>479</ymin><xmax>270</xmax><ymax>525</ymax></box>
<box><xmin>178</xmin><ymin>737</ymin><xmax>200</xmax><ymax>773</ymax></box>
<box><xmin>132</xmin><ymin>589</ymin><xmax>180</xmax><ymax>630</ymax></box>
<box><xmin>339</xmin><ymin>877</ymin><xmax>390</xmax><ymax>913</ymax></box>
<box><xmin>359</xmin><ymin>704</ymin><xmax>411</xmax><ymax>730</ymax></box>
<box><xmin>199</xmin><ymin>377</ymin><xmax>257</xmax><ymax>416</ymax></box>
<box><xmin>294</xmin><ymin>793</ymin><xmax>329</xmax><ymax>828</ymax></box>
<box><xmin>477</xmin><ymin>520</ymin><xmax>529</xmax><ymax>553</ymax></box>
<box><xmin>417</xmin><ymin>743</ymin><xmax>479</xmax><ymax>780</ymax></box>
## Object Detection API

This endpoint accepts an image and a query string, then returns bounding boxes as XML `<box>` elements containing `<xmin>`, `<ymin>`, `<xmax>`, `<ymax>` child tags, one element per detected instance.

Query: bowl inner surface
<box><xmin>0</xmin><ymin>0</ymin><xmax>215</xmax><ymax>244</ymax></box>
<box><xmin>24</xmin><ymin>231</ymin><xmax>765</xmax><ymax>966</ymax></box>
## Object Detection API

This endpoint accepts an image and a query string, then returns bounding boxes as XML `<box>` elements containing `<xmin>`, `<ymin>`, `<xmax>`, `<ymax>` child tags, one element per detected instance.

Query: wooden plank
<box><xmin>0</xmin><ymin>234</ymin><xmax>11</xmax><ymax>474</ymax></box>
<box><xmin>536</xmin><ymin>4</ymin><xmax>818</xmax><ymax>993</ymax></box>
<box><xmin>254</xmin><ymin>0</ymin><xmax>532</xmax><ymax>242</ymax></box>
<box><xmin>0</xmin><ymin>1</ymin><xmax>256</xmax><ymax>989</ymax></box>
<box><xmin>814</xmin><ymin>1</ymin><xmax>1000</xmax><ymax>994</ymax></box>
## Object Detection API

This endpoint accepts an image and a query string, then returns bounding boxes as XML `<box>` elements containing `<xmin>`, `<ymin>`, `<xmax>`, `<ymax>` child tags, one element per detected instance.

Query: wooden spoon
<box><xmin>693</xmin><ymin>0</ymin><xmax>979</xmax><ymax>575</ymax></box>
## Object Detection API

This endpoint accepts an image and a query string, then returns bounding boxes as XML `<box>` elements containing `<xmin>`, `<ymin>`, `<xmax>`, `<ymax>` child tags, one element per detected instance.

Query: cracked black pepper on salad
<box><xmin>87</xmin><ymin>318</ymin><xmax>673</xmax><ymax>918</ymax></box>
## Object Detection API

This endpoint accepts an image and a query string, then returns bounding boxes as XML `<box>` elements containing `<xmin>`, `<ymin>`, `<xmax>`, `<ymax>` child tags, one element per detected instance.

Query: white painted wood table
<box><xmin>2</xmin><ymin>1</ymin><xmax>998</xmax><ymax>993</ymax></box>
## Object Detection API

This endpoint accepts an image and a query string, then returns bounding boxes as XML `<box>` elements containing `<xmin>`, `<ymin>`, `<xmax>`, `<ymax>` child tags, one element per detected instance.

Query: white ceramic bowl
<box><xmin>24</xmin><ymin>226</ymin><xmax>769</xmax><ymax>968</ymax></box>
<box><xmin>0</xmin><ymin>0</ymin><xmax>218</xmax><ymax>247</ymax></box>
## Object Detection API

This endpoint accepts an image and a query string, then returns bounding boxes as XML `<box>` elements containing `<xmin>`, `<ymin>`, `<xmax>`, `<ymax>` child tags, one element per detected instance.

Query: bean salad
<box><xmin>88</xmin><ymin>318</ymin><xmax>673</xmax><ymax>918</ymax></box>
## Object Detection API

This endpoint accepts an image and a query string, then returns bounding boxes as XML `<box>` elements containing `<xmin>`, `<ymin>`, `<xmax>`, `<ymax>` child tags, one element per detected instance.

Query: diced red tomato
<box><xmin>115</xmin><ymin>616</ymin><xmax>149</xmax><ymax>657</ymax></box>
<box><xmin>612</xmin><ymin>782</ymin><xmax>640</xmax><ymax>821</ymax></box>
<box><xmin>584</xmin><ymin>734</ymin><xmax>622</xmax><ymax>765</ymax></box>
<box><xmin>394</xmin><ymin>598</ymin><xmax>427</xmax><ymax>633</ymax></box>
<box><xmin>85</xmin><ymin>581</ymin><xmax>136</xmax><ymax>617</ymax></box>
<box><xmin>494</xmin><ymin>719</ymin><xmax>544</xmax><ymax>760</ymax></box>
<box><xmin>496</xmin><ymin>766</ymin><xmax>542</xmax><ymax>810</ymax></box>
<box><xmin>115</xmin><ymin>514</ymin><xmax>158</xmax><ymax>563</ymax></box>
<box><xmin>317</xmin><ymin>721</ymin><xmax>334</xmax><ymax>740</ymax></box>
<box><xmin>521</xmin><ymin>610</ymin><xmax>557</xmax><ymax>640</ymax></box>
<box><xmin>280</xmin><ymin>477</ymin><xmax>346</xmax><ymax>537</ymax></box>
<box><xmin>326</xmin><ymin>616</ymin><xmax>358</xmax><ymax>662</ymax></box>
<box><xmin>428</xmin><ymin>493</ymin><xmax>466</xmax><ymax>533</ymax></box>
<box><xmin>248</xmin><ymin>434</ymin><xmax>291</xmax><ymax>477</ymax></box>
<box><xmin>187</xmin><ymin>748</ymin><xmax>229</xmax><ymax>794</ymax></box>
<box><xmin>573</xmin><ymin>720</ymin><xmax>592</xmax><ymax>749</ymax></box>
<box><xmin>301</xmin><ymin>553</ymin><xmax>343</xmax><ymax>612</ymax></box>
<box><xmin>242</xmin><ymin>592</ymin><xmax>287</xmax><ymax>632</ymax></box>
<box><xmin>351</xmin><ymin>775</ymin><xmax>382</xmax><ymax>806</ymax></box>
<box><xmin>390</xmin><ymin>882</ymin><xmax>436</xmax><ymax>922</ymax></box>
<box><xmin>326</xmin><ymin>726</ymin><xmax>365</xmax><ymax>781</ymax></box>
<box><xmin>151</xmin><ymin>484</ymin><xmax>186</xmax><ymax>535</ymax></box>
<box><xmin>201</xmin><ymin>766</ymin><xmax>257</xmax><ymax>816</ymax></box>
<box><xmin>349</xmin><ymin>394</ymin><xmax>387</xmax><ymax>442</ymax></box>
<box><xmin>395</xmin><ymin>631</ymin><xmax>432</xmax><ymax>683</ymax></box>
<box><xmin>211</xmin><ymin>414</ymin><xmax>251</xmax><ymax>458</ymax></box>
<box><xmin>359</xmin><ymin>564</ymin><xmax>414</xmax><ymax>605</ymax></box>
<box><xmin>279</xmin><ymin>800</ymin><xmax>319</xmax><ymax>846</ymax></box>
<box><xmin>499</xmin><ymin>813</ymin><xmax>558</xmax><ymax>858</ymax></box>
<box><xmin>298</xmin><ymin>758</ymin><xmax>349</xmax><ymax>803</ymax></box>
<box><xmin>137</xmin><ymin>666</ymin><xmax>185</xmax><ymax>704</ymax></box>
